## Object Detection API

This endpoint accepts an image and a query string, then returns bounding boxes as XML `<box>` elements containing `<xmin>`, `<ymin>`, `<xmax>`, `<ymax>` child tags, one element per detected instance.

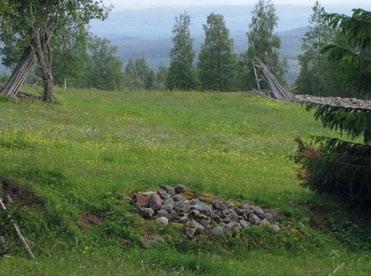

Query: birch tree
<box><xmin>0</xmin><ymin>0</ymin><xmax>108</xmax><ymax>102</ymax></box>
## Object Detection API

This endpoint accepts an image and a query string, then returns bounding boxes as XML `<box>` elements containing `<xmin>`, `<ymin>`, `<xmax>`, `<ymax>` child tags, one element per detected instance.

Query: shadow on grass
<box><xmin>307</xmin><ymin>195</ymin><xmax>371</xmax><ymax>253</ymax></box>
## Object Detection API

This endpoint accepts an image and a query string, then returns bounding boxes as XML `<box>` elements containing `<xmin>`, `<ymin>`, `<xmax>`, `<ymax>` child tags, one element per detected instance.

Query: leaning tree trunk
<box><xmin>33</xmin><ymin>30</ymin><xmax>55</xmax><ymax>103</ymax></box>
<box><xmin>0</xmin><ymin>47</ymin><xmax>36</xmax><ymax>97</ymax></box>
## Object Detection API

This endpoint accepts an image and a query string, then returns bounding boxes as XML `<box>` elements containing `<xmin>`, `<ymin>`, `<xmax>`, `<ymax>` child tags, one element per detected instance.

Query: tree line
<box><xmin>0</xmin><ymin>0</ymin><xmax>369</xmax><ymax>100</ymax></box>
<box><xmin>0</xmin><ymin>0</ymin><xmax>286</xmax><ymax>97</ymax></box>
<box><xmin>166</xmin><ymin>0</ymin><xmax>370</xmax><ymax>98</ymax></box>
<box><xmin>167</xmin><ymin>0</ymin><xmax>286</xmax><ymax>92</ymax></box>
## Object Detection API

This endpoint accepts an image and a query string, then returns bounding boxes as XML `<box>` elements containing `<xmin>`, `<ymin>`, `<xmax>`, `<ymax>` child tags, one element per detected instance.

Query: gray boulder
<box><xmin>157</xmin><ymin>217</ymin><xmax>169</xmax><ymax>225</ymax></box>
<box><xmin>157</xmin><ymin>209</ymin><xmax>171</xmax><ymax>219</ymax></box>
<box><xmin>212</xmin><ymin>198</ymin><xmax>227</xmax><ymax>211</ymax></box>
<box><xmin>162</xmin><ymin>203</ymin><xmax>174</xmax><ymax>213</ymax></box>
<box><xmin>173</xmin><ymin>194</ymin><xmax>184</xmax><ymax>202</ymax></box>
<box><xmin>148</xmin><ymin>193</ymin><xmax>163</xmax><ymax>211</ymax></box>
<box><xmin>158</xmin><ymin>189</ymin><xmax>170</xmax><ymax>200</ymax></box>
<box><xmin>210</xmin><ymin>226</ymin><xmax>224</xmax><ymax>237</ymax></box>
<box><xmin>175</xmin><ymin>184</ymin><xmax>187</xmax><ymax>194</ymax></box>
<box><xmin>160</xmin><ymin>185</ymin><xmax>175</xmax><ymax>195</ymax></box>
<box><xmin>140</xmin><ymin>208</ymin><xmax>155</xmax><ymax>219</ymax></box>
<box><xmin>239</xmin><ymin>220</ymin><xmax>251</xmax><ymax>228</ymax></box>
<box><xmin>185</xmin><ymin>227</ymin><xmax>197</xmax><ymax>239</ymax></box>
<box><xmin>248</xmin><ymin>213</ymin><xmax>261</xmax><ymax>225</ymax></box>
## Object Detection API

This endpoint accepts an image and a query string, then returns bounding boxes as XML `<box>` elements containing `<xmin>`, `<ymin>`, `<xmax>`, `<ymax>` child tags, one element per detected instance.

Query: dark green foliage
<box><xmin>305</xmin><ymin>104</ymin><xmax>371</xmax><ymax>144</ymax></box>
<box><xmin>323</xmin><ymin>9</ymin><xmax>370</xmax><ymax>60</ymax></box>
<box><xmin>125</xmin><ymin>59</ymin><xmax>156</xmax><ymax>90</ymax></box>
<box><xmin>52</xmin><ymin>25</ymin><xmax>90</xmax><ymax>89</ymax></box>
<box><xmin>302</xmin><ymin>8</ymin><xmax>371</xmax><ymax>142</ymax></box>
<box><xmin>296</xmin><ymin>9</ymin><xmax>371</xmax><ymax>206</ymax></box>
<box><xmin>239</xmin><ymin>0</ymin><xmax>287</xmax><ymax>90</ymax></box>
<box><xmin>295</xmin><ymin>137</ymin><xmax>371</xmax><ymax>205</ymax></box>
<box><xmin>321</xmin><ymin>9</ymin><xmax>371</xmax><ymax>99</ymax></box>
<box><xmin>167</xmin><ymin>13</ymin><xmax>197</xmax><ymax>91</ymax></box>
<box><xmin>82</xmin><ymin>37</ymin><xmax>124</xmax><ymax>91</ymax></box>
<box><xmin>198</xmin><ymin>13</ymin><xmax>238</xmax><ymax>91</ymax></box>
<box><xmin>296</xmin><ymin>8</ymin><xmax>371</xmax><ymax>98</ymax></box>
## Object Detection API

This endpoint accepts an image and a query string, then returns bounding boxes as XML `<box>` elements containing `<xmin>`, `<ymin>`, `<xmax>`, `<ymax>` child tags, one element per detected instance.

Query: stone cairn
<box><xmin>133</xmin><ymin>185</ymin><xmax>280</xmax><ymax>239</ymax></box>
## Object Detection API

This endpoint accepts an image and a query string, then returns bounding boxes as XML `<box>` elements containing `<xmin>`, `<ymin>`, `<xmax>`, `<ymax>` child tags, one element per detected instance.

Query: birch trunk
<box><xmin>33</xmin><ymin>30</ymin><xmax>55</xmax><ymax>102</ymax></box>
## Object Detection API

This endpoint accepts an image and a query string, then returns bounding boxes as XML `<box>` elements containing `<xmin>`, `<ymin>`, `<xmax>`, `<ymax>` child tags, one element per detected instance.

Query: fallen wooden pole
<box><xmin>0</xmin><ymin>198</ymin><xmax>35</xmax><ymax>260</ymax></box>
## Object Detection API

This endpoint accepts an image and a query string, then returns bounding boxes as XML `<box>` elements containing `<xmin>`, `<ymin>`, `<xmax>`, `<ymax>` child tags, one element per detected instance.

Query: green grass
<box><xmin>0</xmin><ymin>89</ymin><xmax>370</xmax><ymax>275</ymax></box>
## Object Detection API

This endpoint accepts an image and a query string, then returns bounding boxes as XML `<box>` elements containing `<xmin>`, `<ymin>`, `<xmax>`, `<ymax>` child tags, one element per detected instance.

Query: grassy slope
<box><xmin>0</xmin><ymin>89</ymin><xmax>370</xmax><ymax>275</ymax></box>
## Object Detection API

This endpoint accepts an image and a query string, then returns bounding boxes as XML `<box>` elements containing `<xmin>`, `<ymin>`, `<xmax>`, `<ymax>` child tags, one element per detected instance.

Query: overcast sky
<box><xmin>103</xmin><ymin>0</ymin><xmax>371</xmax><ymax>10</ymax></box>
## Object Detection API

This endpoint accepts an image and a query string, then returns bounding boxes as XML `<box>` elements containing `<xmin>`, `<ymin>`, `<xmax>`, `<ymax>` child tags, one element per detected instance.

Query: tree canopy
<box><xmin>239</xmin><ymin>0</ymin><xmax>287</xmax><ymax>90</ymax></box>
<box><xmin>125</xmin><ymin>59</ymin><xmax>156</xmax><ymax>91</ymax></box>
<box><xmin>198</xmin><ymin>13</ymin><xmax>237</xmax><ymax>91</ymax></box>
<box><xmin>0</xmin><ymin>0</ymin><xmax>109</xmax><ymax>101</ymax></box>
<box><xmin>322</xmin><ymin>9</ymin><xmax>371</xmax><ymax>99</ymax></box>
<box><xmin>167</xmin><ymin>13</ymin><xmax>197</xmax><ymax>91</ymax></box>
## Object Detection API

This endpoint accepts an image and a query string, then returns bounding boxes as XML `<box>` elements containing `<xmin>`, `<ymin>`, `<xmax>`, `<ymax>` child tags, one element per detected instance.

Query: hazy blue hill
<box><xmin>108</xmin><ymin>26</ymin><xmax>307</xmax><ymax>84</ymax></box>
<box><xmin>91</xmin><ymin>5</ymin><xmax>312</xmax><ymax>39</ymax></box>
<box><xmin>91</xmin><ymin>3</ymin><xmax>367</xmax><ymax>39</ymax></box>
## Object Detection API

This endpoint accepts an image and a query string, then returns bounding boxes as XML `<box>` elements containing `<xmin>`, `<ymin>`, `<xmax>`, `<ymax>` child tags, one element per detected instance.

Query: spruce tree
<box><xmin>198</xmin><ymin>13</ymin><xmax>237</xmax><ymax>91</ymax></box>
<box><xmin>240</xmin><ymin>0</ymin><xmax>287</xmax><ymax>90</ymax></box>
<box><xmin>322</xmin><ymin>9</ymin><xmax>371</xmax><ymax>99</ymax></box>
<box><xmin>167</xmin><ymin>13</ymin><xmax>197</xmax><ymax>91</ymax></box>
<box><xmin>296</xmin><ymin>1</ymin><xmax>332</xmax><ymax>95</ymax></box>
<box><xmin>295</xmin><ymin>9</ymin><xmax>371</xmax><ymax>205</ymax></box>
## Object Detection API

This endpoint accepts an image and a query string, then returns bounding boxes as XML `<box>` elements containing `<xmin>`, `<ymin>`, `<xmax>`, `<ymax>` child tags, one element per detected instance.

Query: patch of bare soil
<box><xmin>310</xmin><ymin>205</ymin><xmax>331</xmax><ymax>231</ymax></box>
<box><xmin>0</xmin><ymin>177</ymin><xmax>44</xmax><ymax>207</ymax></box>
<box><xmin>78</xmin><ymin>212</ymin><xmax>104</xmax><ymax>231</ymax></box>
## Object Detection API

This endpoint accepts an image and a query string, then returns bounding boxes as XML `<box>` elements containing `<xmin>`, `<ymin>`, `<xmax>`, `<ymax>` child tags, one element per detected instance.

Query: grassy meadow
<box><xmin>0</xmin><ymin>89</ymin><xmax>370</xmax><ymax>275</ymax></box>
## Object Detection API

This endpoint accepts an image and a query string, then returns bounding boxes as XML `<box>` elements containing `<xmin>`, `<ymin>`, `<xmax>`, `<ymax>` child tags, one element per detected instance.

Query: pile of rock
<box><xmin>133</xmin><ymin>185</ymin><xmax>280</xmax><ymax>239</ymax></box>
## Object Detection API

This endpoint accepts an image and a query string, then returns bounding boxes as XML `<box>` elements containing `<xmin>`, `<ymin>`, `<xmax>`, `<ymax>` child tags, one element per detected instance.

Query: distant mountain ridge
<box><xmin>91</xmin><ymin>4</ymin><xmax>367</xmax><ymax>38</ymax></box>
